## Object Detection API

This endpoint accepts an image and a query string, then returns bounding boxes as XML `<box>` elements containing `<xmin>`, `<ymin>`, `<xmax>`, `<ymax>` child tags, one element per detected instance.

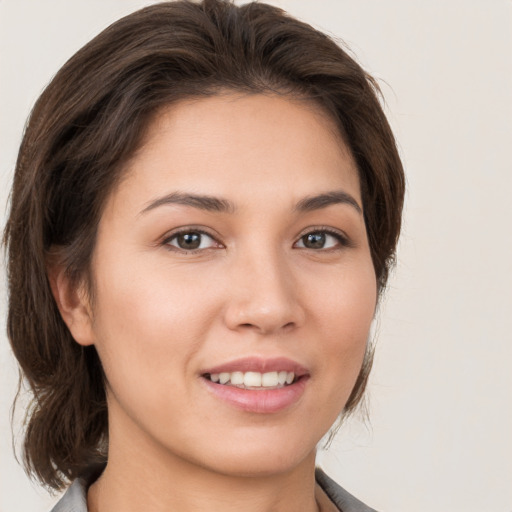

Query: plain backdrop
<box><xmin>1</xmin><ymin>1</ymin><xmax>511</xmax><ymax>511</ymax></box>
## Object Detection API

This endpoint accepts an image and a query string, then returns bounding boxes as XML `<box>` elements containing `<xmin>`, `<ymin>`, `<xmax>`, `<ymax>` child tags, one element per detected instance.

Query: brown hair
<box><xmin>4</xmin><ymin>0</ymin><xmax>405</xmax><ymax>490</ymax></box>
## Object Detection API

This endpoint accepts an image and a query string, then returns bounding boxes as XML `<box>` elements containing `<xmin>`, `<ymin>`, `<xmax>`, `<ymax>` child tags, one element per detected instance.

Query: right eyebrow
<box><xmin>139</xmin><ymin>191</ymin><xmax>236</xmax><ymax>216</ymax></box>
<box><xmin>294</xmin><ymin>190</ymin><xmax>362</xmax><ymax>215</ymax></box>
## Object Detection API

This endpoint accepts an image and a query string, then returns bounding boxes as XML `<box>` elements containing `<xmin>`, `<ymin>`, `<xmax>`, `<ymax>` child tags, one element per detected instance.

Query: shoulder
<box><xmin>315</xmin><ymin>467</ymin><xmax>379</xmax><ymax>512</ymax></box>
<box><xmin>50</xmin><ymin>477</ymin><xmax>88</xmax><ymax>512</ymax></box>
<box><xmin>49</xmin><ymin>464</ymin><xmax>104</xmax><ymax>512</ymax></box>
<box><xmin>51</xmin><ymin>465</ymin><xmax>376</xmax><ymax>512</ymax></box>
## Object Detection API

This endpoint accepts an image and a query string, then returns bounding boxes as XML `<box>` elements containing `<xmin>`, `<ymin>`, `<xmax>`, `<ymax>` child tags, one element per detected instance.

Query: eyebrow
<box><xmin>140</xmin><ymin>191</ymin><xmax>235</xmax><ymax>215</ymax></box>
<box><xmin>294</xmin><ymin>191</ymin><xmax>362</xmax><ymax>214</ymax></box>
<box><xmin>140</xmin><ymin>189</ymin><xmax>362</xmax><ymax>216</ymax></box>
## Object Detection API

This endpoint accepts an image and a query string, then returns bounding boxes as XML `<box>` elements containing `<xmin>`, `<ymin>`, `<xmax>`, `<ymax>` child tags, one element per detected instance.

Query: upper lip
<box><xmin>201</xmin><ymin>357</ymin><xmax>309</xmax><ymax>376</ymax></box>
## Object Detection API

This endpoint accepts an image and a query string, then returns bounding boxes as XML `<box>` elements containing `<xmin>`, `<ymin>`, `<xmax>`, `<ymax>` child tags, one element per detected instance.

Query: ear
<box><xmin>47</xmin><ymin>263</ymin><xmax>96</xmax><ymax>347</ymax></box>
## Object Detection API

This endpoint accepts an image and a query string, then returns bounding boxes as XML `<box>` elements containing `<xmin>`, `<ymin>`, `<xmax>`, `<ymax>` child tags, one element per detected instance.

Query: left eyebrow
<box><xmin>294</xmin><ymin>190</ymin><xmax>362</xmax><ymax>214</ymax></box>
<box><xmin>139</xmin><ymin>191</ymin><xmax>235</xmax><ymax>215</ymax></box>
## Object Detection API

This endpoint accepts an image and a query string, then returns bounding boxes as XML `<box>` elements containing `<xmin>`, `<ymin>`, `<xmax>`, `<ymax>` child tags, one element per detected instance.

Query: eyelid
<box><xmin>161</xmin><ymin>226</ymin><xmax>224</xmax><ymax>252</ymax></box>
<box><xmin>294</xmin><ymin>226</ymin><xmax>353</xmax><ymax>249</ymax></box>
<box><xmin>159</xmin><ymin>225</ymin><xmax>353</xmax><ymax>252</ymax></box>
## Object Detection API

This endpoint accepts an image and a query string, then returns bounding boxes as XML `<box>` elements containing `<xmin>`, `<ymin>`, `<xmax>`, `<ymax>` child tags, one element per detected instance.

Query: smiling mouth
<box><xmin>203</xmin><ymin>371</ymin><xmax>298</xmax><ymax>390</ymax></box>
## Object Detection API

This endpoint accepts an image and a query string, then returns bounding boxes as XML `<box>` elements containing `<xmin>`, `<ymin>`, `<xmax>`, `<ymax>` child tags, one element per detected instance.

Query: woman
<box><xmin>4</xmin><ymin>1</ymin><xmax>404</xmax><ymax>511</ymax></box>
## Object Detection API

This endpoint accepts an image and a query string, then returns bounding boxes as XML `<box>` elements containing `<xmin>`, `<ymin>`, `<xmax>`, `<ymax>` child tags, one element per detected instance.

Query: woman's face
<box><xmin>79</xmin><ymin>93</ymin><xmax>377</xmax><ymax>476</ymax></box>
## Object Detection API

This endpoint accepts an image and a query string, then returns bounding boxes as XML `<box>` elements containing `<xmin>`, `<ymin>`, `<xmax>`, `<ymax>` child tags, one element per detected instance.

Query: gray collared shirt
<box><xmin>50</xmin><ymin>467</ymin><xmax>378</xmax><ymax>512</ymax></box>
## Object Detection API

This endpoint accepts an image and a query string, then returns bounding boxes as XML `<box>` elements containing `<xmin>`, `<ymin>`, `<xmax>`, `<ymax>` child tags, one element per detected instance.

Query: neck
<box><xmin>88</xmin><ymin>419</ymin><xmax>320</xmax><ymax>512</ymax></box>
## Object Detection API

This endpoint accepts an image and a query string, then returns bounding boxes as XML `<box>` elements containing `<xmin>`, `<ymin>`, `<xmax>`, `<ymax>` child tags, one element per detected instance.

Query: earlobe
<box><xmin>47</xmin><ymin>264</ymin><xmax>96</xmax><ymax>347</ymax></box>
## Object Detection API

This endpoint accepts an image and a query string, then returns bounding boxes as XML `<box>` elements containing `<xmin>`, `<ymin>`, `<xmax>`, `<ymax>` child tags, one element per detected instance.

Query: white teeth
<box><xmin>262</xmin><ymin>371</ymin><xmax>278</xmax><ymax>387</ymax></box>
<box><xmin>244</xmin><ymin>371</ymin><xmax>262</xmax><ymax>387</ymax></box>
<box><xmin>207</xmin><ymin>370</ymin><xmax>296</xmax><ymax>388</ymax></box>
<box><xmin>230</xmin><ymin>371</ymin><xmax>244</xmax><ymax>385</ymax></box>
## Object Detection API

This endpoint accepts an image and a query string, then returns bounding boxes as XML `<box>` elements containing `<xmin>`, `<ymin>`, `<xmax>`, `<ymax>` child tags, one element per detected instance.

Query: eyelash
<box><xmin>161</xmin><ymin>226</ymin><xmax>352</xmax><ymax>253</ymax></box>
<box><xmin>162</xmin><ymin>228</ymin><xmax>221</xmax><ymax>253</ymax></box>
<box><xmin>295</xmin><ymin>227</ymin><xmax>352</xmax><ymax>250</ymax></box>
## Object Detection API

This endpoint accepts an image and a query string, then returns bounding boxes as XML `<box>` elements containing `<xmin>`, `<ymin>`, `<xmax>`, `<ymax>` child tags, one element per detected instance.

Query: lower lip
<box><xmin>202</xmin><ymin>377</ymin><xmax>308</xmax><ymax>413</ymax></box>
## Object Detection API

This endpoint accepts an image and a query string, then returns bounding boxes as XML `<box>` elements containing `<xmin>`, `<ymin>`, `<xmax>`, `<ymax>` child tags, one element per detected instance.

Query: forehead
<box><xmin>141</xmin><ymin>91</ymin><xmax>347</xmax><ymax>152</ymax></box>
<box><xmin>112</xmin><ymin>92</ymin><xmax>361</xmax><ymax>213</ymax></box>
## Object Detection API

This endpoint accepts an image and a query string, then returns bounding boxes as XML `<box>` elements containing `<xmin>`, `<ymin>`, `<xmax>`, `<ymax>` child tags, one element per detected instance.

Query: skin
<box><xmin>54</xmin><ymin>93</ymin><xmax>377</xmax><ymax>512</ymax></box>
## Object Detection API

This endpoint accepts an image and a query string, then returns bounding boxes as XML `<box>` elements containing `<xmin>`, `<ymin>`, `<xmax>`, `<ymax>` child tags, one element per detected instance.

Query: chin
<box><xmin>181</xmin><ymin>429</ymin><xmax>319</xmax><ymax>478</ymax></box>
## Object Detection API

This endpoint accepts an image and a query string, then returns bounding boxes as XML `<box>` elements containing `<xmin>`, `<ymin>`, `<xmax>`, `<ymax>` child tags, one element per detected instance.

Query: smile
<box><xmin>200</xmin><ymin>357</ymin><xmax>309</xmax><ymax>413</ymax></box>
<box><xmin>205</xmin><ymin>371</ymin><xmax>296</xmax><ymax>389</ymax></box>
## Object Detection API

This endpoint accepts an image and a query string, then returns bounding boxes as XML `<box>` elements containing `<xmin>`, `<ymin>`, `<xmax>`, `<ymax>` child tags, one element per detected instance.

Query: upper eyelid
<box><xmin>162</xmin><ymin>225</ymin><xmax>347</xmax><ymax>237</ymax></box>
<box><xmin>161</xmin><ymin>229</ymin><xmax>223</xmax><ymax>254</ymax></box>
<box><xmin>296</xmin><ymin>226</ymin><xmax>350</xmax><ymax>241</ymax></box>
<box><xmin>161</xmin><ymin>226</ymin><xmax>222</xmax><ymax>244</ymax></box>
<box><xmin>294</xmin><ymin>227</ymin><xmax>356</xmax><ymax>251</ymax></box>
<box><xmin>160</xmin><ymin>225</ymin><xmax>352</xmax><ymax>248</ymax></box>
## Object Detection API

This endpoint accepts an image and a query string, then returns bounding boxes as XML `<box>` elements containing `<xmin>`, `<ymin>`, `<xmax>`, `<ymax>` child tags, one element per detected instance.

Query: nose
<box><xmin>222</xmin><ymin>248</ymin><xmax>305</xmax><ymax>336</ymax></box>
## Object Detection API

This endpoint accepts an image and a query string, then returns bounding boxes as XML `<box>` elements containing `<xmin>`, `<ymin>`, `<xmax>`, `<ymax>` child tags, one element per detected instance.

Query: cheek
<box><xmin>93</xmin><ymin>253</ymin><xmax>214</xmax><ymax>332</ymax></box>
<box><xmin>309</xmin><ymin>259</ymin><xmax>377</xmax><ymax>387</ymax></box>
<box><xmin>89</xmin><ymin>259</ymin><xmax>219</xmax><ymax>395</ymax></box>
<box><xmin>314</xmin><ymin>253</ymin><xmax>376</xmax><ymax>328</ymax></box>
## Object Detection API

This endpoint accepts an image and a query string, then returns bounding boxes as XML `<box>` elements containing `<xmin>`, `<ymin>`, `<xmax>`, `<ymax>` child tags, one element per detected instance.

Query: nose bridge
<box><xmin>224</xmin><ymin>242</ymin><xmax>303</xmax><ymax>334</ymax></box>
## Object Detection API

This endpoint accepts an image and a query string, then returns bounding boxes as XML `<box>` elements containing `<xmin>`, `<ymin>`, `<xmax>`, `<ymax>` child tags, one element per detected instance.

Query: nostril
<box><xmin>238</xmin><ymin>321</ymin><xmax>296</xmax><ymax>334</ymax></box>
<box><xmin>223</xmin><ymin>295</ymin><xmax>305</xmax><ymax>334</ymax></box>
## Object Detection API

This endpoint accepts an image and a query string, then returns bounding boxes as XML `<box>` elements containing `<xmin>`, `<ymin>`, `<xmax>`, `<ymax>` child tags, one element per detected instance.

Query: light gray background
<box><xmin>1</xmin><ymin>1</ymin><xmax>511</xmax><ymax>511</ymax></box>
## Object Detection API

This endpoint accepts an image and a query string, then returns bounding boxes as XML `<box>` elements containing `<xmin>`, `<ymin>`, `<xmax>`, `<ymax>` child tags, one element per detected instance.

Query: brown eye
<box><xmin>166</xmin><ymin>231</ymin><xmax>217</xmax><ymax>251</ymax></box>
<box><xmin>176</xmin><ymin>232</ymin><xmax>201</xmax><ymax>250</ymax></box>
<box><xmin>295</xmin><ymin>231</ymin><xmax>345</xmax><ymax>250</ymax></box>
<box><xmin>302</xmin><ymin>232</ymin><xmax>326</xmax><ymax>249</ymax></box>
